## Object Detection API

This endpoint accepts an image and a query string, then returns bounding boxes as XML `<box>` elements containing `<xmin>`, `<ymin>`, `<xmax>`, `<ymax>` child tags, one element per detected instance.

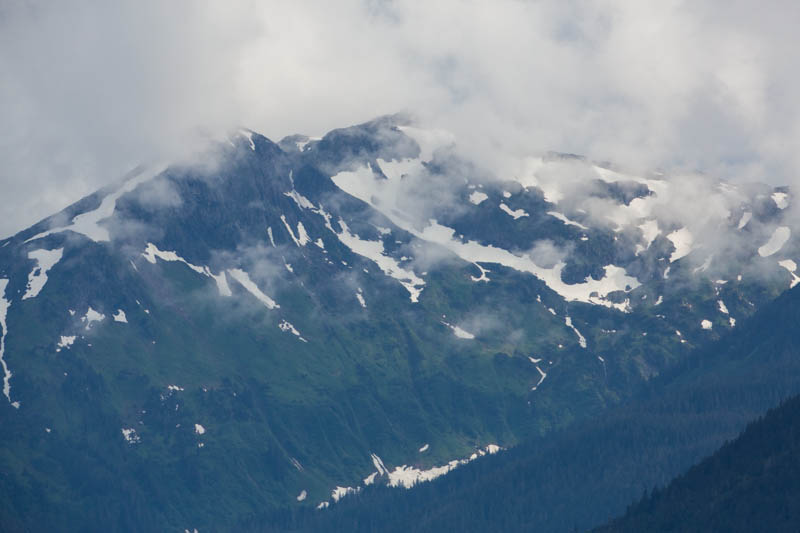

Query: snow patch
<box><xmin>386</xmin><ymin>444</ymin><xmax>502</xmax><ymax>489</ymax></box>
<box><xmin>240</xmin><ymin>129</ymin><xmax>255</xmax><ymax>150</ymax></box>
<box><xmin>499</xmin><ymin>203</ymin><xmax>529</xmax><ymax>219</ymax></box>
<box><xmin>667</xmin><ymin>228</ymin><xmax>693</xmax><ymax>262</ymax></box>
<box><xmin>278</xmin><ymin>319</ymin><xmax>307</xmax><ymax>342</ymax></box>
<box><xmin>441</xmin><ymin>320</ymin><xmax>475</xmax><ymax>340</ymax></box>
<box><xmin>56</xmin><ymin>335</ymin><xmax>76</xmax><ymax>352</ymax></box>
<box><xmin>778</xmin><ymin>259</ymin><xmax>800</xmax><ymax>288</ymax></box>
<box><xmin>280</xmin><ymin>215</ymin><xmax>303</xmax><ymax>246</ymax></box>
<box><xmin>284</xmin><ymin>189</ymin><xmax>315</xmax><ymax>210</ymax></box>
<box><xmin>638</xmin><ymin>219</ymin><xmax>660</xmax><ymax>251</ymax></box>
<box><xmin>371</xmin><ymin>453</ymin><xmax>388</xmax><ymax>476</ymax></box>
<box><xmin>0</xmin><ymin>280</ymin><xmax>15</xmax><ymax>406</ymax></box>
<box><xmin>142</xmin><ymin>243</ymin><xmax>192</xmax><ymax>266</ymax></box>
<box><xmin>82</xmin><ymin>307</ymin><xmax>105</xmax><ymax>330</ymax></box>
<box><xmin>142</xmin><ymin>243</ymin><xmax>230</xmax><ymax>297</ymax></box>
<box><xmin>758</xmin><ymin>226</ymin><xmax>791</xmax><ymax>257</ymax></box>
<box><xmin>547</xmin><ymin>211</ymin><xmax>588</xmax><ymax>230</ymax></box>
<box><xmin>564</xmin><ymin>316</ymin><xmax>587</xmax><ymax>348</ymax></box>
<box><xmin>211</xmin><ymin>271</ymin><xmax>232</xmax><ymax>296</ymax></box>
<box><xmin>469</xmin><ymin>191</ymin><xmax>488</xmax><ymax>205</ymax></box>
<box><xmin>22</xmin><ymin>248</ymin><xmax>64</xmax><ymax>300</ymax></box>
<box><xmin>356</xmin><ymin>288</ymin><xmax>366</xmax><ymax>308</ymax></box>
<box><xmin>331</xmin><ymin>164</ymin><xmax>638</xmax><ymax>310</ymax></box>
<box><xmin>121</xmin><ymin>428</ymin><xmax>141</xmax><ymax>444</ymax></box>
<box><xmin>279</xmin><ymin>215</ymin><xmax>311</xmax><ymax>248</ymax></box>
<box><xmin>531</xmin><ymin>365</ymin><xmax>547</xmax><ymax>391</ymax></box>
<box><xmin>228</xmin><ymin>269</ymin><xmax>279</xmax><ymax>309</ymax></box>
<box><xmin>387</xmin><ymin>461</ymin><xmax>459</xmax><ymax>489</ymax></box>
<box><xmin>773</xmin><ymin>192</ymin><xmax>789</xmax><ymax>209</ymax></box>
<box><xmin>331</xmin><ymin>486</ymin><xmax>360</xmax><ymax>502</ymax></box>
<box><xmin>296</xmin><ymin>222</ymin><xmax>311</xmax><ymax>246</ymax></box>
<box><xmin>470</xmin><ymin>263</ymin><xmax>491</xmax><ymax>282</ymax></box>
<box><xmin>412</xmin><ymin>222</ymin><xmax>637</xmax><ymax>311</ymax></box>
<box><xmin>738</xmin><ymin>211</ymin><xmax>752</xmax><ymax>230</ymax></box>
<box><xmin>26</xmin><ymin>166</ymin><xmax>166</xmax><ymax>243</ymax></box>
<box><xmin>333</xmin><ymin>218</ymin><xmax>425</xmax><ymax>302</ymax></box>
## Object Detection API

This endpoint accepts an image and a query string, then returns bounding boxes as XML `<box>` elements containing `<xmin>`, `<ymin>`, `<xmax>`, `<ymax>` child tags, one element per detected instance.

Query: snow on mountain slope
<box><xmin>227</xmin><ymin>268</ymin><xmax>280</xmax><ymax>309</ymax></box>
<box><xmin>22</xmin><ymin>247</ymin><xmax>63</xmax><ymax>300</ymax></box>
<box><xmin>332</xmin><ymin>218</ymin><xmax>425</xmax><ymax>302</ymax></box>
<box><xmin>332</xmin><ymin>164</ymin><xmax>639</xmax><ymax>310</ymax></box>
<box><xmin>142</xmin><ymin>242</ymin><xmax>232</xmax><ymax>297</ymax></box>
<box><xmin>0</xmin><ymin>115</ymin><xmax>799</xmax><ymax>527</ymax></box>
<box><xmin>758</xmin><ymin>226</ymin><xmax>791</xmax><ymax>257</ymax></box>
<box><xmin>0</xmin><ymin>279</ymin><xmax>14</xmax><ymax>407</ymax></box>
<box><xmin>25</xmin><ymin>165</ymin><xmax>167</xmax><ymax>243</ymax></box>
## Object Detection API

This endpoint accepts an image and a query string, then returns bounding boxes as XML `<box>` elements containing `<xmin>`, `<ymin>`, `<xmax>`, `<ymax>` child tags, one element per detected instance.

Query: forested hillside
<box><xmin>597</xmin><ymin>393</ymin><xmax>800</xmax><ymax>532</ymax></box>
<box><xmin>256</xmin><ymin>283</ymin><xmax>800</xmax><ymax>532</ymax></box>
<box><xmin>4</xmin><ymin>117</ymin><xmax>797</xmax><ymax>530</ymax></box>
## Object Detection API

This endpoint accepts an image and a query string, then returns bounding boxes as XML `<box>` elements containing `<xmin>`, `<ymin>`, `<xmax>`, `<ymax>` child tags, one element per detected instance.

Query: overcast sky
<box><xmin>1</xmin><ymin>1</ymin><xmax>799</xmax><ymax>238</ymax></box>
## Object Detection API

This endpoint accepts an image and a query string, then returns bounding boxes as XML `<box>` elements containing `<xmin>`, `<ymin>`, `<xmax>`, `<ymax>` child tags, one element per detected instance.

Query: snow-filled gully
<box><xmin>0</xmin><ymin>279</ymin><xmax>18</xmax><ymax>408</ymax></box>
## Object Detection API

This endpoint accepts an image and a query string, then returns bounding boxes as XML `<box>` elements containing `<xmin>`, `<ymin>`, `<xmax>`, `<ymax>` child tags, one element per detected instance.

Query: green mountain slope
<box><xmin>597</xmin><ymin>393</ymin><xmax>800</xmax><ymax>532</ymax></box>
<box><xmin>0</xmin><ymin>116</ymin><xmax>798</xmax><ymax>531</ymax></box>
<box><xmin>266</xmin><ymin>283</ymin><xmax>800</xmax><ymax>533</ymax></box>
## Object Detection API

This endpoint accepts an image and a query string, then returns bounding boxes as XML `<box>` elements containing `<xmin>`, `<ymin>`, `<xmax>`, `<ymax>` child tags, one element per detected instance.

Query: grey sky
<box><xmin>2</xmin><ymin>1</ymin><xmax>799</xmax><ymax>238</ymax></box>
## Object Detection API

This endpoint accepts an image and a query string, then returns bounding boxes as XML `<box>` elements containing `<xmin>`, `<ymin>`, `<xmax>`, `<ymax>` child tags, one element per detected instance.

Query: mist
<box><xmin>2</xmin><ymin>1</ymin><xmax>799</xmax><ymax>238</ymax></box>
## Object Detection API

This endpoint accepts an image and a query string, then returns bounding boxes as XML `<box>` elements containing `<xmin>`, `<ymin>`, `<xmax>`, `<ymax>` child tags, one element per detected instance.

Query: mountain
<box><xmin>0</xmin><ymin>115</ymin><xmax>798</xmax><ymax>530</ymax></box>
<box><xmin>596</xmin><ymin>393</ymin><xmax>800</xmax><ymax>532</ymax></box>
<box><xmin>262</xmin><ymin>279</ymin><xmax>800</xmax><ymax>533</ymax></box>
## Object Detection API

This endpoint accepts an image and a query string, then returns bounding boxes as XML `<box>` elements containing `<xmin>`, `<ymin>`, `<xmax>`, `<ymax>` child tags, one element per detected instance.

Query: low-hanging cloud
<box><xmin>2</xmin><ymin>1</ymin><xmax>800</xmax><ymax>238</ymax></box>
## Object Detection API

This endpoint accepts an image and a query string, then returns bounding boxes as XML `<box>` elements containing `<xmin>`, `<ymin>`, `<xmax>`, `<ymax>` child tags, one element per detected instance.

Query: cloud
<box><xmin>528</xmin><ymin>240</ymin><xmax>572</xmax><ymax>270</ymax></box>
<box><xmin>124</xmin><ymin>175</ymin><xmax>184</xmax><ymax>211</ymax></box>
<box><xmin>2</xmin><ymin>1</ymin><xmax>800</xmax><ymax>238</ymax></box>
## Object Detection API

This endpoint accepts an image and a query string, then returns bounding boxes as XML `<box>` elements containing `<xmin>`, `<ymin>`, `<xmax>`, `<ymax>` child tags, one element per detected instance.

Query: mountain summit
<box><xmin>0</xmin><ymin>116</ymin><xmax>797</xmax><ymax>530</ymax></box>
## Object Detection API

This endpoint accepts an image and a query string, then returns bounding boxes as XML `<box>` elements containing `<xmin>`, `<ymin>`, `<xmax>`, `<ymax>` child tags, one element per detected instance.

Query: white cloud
<box><xmin>2</xmin><ymin>1</ymin><xmax>799</xmax><ymax>237</ymax></box>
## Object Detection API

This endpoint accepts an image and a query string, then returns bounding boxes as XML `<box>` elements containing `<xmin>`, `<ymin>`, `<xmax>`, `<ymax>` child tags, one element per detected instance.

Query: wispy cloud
<box><xmin>2</xmin><ymin>1</ymin><xmax>799</xmax><ymax>238</ymax></box>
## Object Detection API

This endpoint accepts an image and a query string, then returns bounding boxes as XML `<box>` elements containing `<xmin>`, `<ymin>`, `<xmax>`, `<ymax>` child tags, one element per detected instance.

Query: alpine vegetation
<box><xmin>1</xmin><ymin>115</ymin><xmax>800</xmax><ymax>530</ymax></box>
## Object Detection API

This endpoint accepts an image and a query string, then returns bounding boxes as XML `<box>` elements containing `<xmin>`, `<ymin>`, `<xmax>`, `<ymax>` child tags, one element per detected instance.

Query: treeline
<box><xmin>597</xmin><ymin>393</ymin><xmax>800</xmax><ymax>532</ymax></box>
<box><xmin>249</xmin><ymin>285</ymin><xmax>800</xmax><ymax>532</ymax></box>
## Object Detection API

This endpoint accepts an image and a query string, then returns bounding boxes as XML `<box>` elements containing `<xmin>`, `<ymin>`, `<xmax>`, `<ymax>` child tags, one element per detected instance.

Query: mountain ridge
<box><xmin>597</xmin><ymin>392</ymin><xmax>800</xmax><ymax>532</ymax></box>
<box><xmin>1</xmin><ymin>115</ymin><xmax>799</xmax><ymax>530</ymax></box>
